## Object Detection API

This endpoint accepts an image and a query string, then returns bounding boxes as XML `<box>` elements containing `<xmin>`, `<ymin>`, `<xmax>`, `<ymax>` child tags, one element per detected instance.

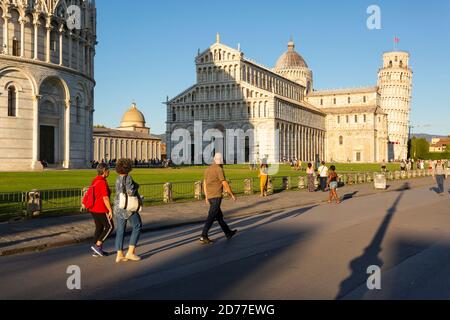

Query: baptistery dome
<box><xmin>121</xmin><ymin>103</ymin><xmax>146</xmax><ymax>127</ymax></box>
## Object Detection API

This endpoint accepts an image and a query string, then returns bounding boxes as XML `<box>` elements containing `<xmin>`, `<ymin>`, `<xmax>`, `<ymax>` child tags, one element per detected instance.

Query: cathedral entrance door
<box><xmin>40</xmin><ymin>125</ymin><xmax>55</xmax><ymax>164</ymax></box>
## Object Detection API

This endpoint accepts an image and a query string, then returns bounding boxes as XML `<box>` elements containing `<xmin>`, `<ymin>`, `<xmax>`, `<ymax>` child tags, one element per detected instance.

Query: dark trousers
<box><xmin>319</xmin><ymin>177</ymin><xmax>328</xmax><ymax>191</ymax></box>
<box><xmin>436</xmin><ymin>175</ymin><xmax>445</xmax><ymax>194</ymax></box>
<box><xmin>201</xmin><ymin>198</ymin><xmax>232</xmax><ymax>238</ymax></box>
<box><xmin>91</xmin><ymin>213</ymin><xmax>114</xmax><ymax>244</ymax></box>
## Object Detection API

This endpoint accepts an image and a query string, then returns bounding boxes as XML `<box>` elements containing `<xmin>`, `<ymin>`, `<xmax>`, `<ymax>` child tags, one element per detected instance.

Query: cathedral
<box><xmin>0</xmin><ymin>0</ymin><xmax>96</xmax><ymax>171</ymax></box>
<box><xmin>166</xmin><ymin>35</ymin><xmax>412</xmax><ymax>164</ymax></box>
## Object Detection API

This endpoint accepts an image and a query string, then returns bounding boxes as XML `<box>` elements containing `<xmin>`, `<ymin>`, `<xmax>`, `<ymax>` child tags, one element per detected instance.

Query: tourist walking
<box><xmin>259</xmin><ymin>163</ymin><xmax>269</xmax><ymax>197</ymax></box>
<box><xmin>328</xmin><ymin>166</ymin><xmax>341</xmax><ymax>204</ymax></box>
<box><xmin>306</xmin><ymin>163</ymin><xmax>316</xmax><ymax>192</ymax></box>
<box><xmin>85</xmin><ymin>163</ymin><xmax>114</xmax><ymax>257</ymax></box>
<box><xmin>400</xmin><ymin>160</ymin><xmax>406</xmax><ymax>171</ymax></box>
<box><xmin>200</xmin><ymin>153</ymin><xmax>238</xmax><ymax>244</ymax></box>
<box><xmin>432</xmin><ymin>159</ymin><xmax>447</xmax><ymax>196</ymax></box>
<box><xmin>317</xmin><ymin>161</ymin><xmax>329</xmax><ymax>192</ymax></box>
<box><xmin>114</xmin><ymin>158</ymin><xmax>143</xmax><ymax>263</ymax></box>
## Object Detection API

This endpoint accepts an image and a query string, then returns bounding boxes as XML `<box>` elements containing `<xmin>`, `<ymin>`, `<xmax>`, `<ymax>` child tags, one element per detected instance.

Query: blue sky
<box><xmin>94</xmin><ymin>0</ymin><xmax>450</xmax><ymax>136</ymax></box>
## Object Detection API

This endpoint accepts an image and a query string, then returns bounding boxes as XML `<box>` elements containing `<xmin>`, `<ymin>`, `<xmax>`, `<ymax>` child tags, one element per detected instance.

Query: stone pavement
<box><xmin>0</xmin><ymin>177</ymin><xmax>436</xmax><ymax>257</ymax></box>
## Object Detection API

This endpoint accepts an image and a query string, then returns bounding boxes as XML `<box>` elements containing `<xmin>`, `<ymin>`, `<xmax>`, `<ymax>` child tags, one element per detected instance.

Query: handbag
<box><xmin>118</xmin><ymin>176</ymin><xmax>141</xmax><ymax>215</ymax></box>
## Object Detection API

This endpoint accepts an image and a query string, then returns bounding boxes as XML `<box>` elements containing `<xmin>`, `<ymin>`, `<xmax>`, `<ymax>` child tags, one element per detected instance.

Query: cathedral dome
<box><xmin>120</xmin><ymin>103</ymin><xmax>146</xmax><ymax>128</ymax></box>
<box><xmin>275</xmin><ymin>40</ymin><xmax>308</xmax><ymax>70</ymax></box>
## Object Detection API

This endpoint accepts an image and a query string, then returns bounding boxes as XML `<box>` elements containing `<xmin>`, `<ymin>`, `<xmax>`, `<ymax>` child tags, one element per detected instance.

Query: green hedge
<box><xmin>425</xmin><ymin>153</ymin><xmax>450</xmax><ymax>160</ymax></box>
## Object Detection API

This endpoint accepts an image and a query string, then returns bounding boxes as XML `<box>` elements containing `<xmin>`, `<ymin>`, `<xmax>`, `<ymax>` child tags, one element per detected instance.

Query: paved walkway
<box><xmin>1</xmin><ymin>183</ymin><xmax>449</xmax><ymax>300</ymax></box>
<box><xmin>0</xmin><ymin>177</ymin><xmax>436</xmax><ymax>256</ymax></box>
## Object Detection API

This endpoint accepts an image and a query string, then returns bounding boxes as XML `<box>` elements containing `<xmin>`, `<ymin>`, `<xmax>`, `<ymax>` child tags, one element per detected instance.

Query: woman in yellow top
<box><xmin>259</xmin><ymin>164</ymin><xmax>269</xmax><ymax>197</ymax></box>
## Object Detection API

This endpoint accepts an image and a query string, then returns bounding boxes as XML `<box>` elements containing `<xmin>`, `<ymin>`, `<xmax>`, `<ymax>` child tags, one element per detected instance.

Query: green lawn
<box><xmin>0</xmin><ymin>163</ymin><xmax>401</xmax><ymax>193</ymax></box>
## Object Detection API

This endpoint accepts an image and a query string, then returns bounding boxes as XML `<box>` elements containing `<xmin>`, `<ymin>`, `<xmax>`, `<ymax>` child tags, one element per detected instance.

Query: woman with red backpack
<box><xmin>84</xmin><ymin>163</ymin><xmax>114</xmax><ymax>257</ymax></box>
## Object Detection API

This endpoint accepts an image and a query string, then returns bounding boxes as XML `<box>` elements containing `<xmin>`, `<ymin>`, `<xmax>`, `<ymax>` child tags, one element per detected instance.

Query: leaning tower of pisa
<box><xmin>378</xmin><ymin>51</ymin><xmax>413</xmax><ymax>161</ymax></box>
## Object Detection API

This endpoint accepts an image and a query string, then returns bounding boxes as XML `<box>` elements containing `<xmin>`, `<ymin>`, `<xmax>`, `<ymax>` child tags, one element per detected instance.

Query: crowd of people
<box><xmin>90</xmin><ymin>158</ymin><xmax>170</xmax><ymax>169</ymax></box>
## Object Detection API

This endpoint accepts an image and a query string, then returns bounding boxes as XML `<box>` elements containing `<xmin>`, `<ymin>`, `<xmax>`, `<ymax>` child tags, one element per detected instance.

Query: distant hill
<box><xmin>412</xmin><ymin>133</ymin><xmax>448</xmax><ymax>142</ymax></box>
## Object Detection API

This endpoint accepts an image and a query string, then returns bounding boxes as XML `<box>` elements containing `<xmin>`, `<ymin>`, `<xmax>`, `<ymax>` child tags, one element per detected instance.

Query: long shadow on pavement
<box><xmin>83</xmin><ymin>205</ymin><xmax>319</xmax><ymax>299</ymax></box>
<box><xmin>335</xmin><ymin>183</ymin><xmax>410</xmax><ymax>299</ymax></box>
<box><xmin>139</xmin><ymin>204</ymin><xmax>317</xmax><ymax>259</ymax></box>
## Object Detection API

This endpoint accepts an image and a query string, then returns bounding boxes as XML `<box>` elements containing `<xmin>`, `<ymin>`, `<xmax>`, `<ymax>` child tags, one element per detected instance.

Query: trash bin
<box><xmin>26</xmin><ymin>189</ymin><xmax>41</xmax><ymax>217</ymax></box>
<box><xmin>374</xmin><ymin>174</ymin><xmax>387</xmax><ymax>190</ymax></box>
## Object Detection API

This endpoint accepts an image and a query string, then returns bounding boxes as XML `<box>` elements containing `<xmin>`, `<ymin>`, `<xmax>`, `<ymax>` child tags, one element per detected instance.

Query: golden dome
<box><xmin>120</xmin><ymin>103</ymin><xmax>146</xmax><ymax>128</ymax></box>
<box><xmin>275</xmin><ymin>40</ymin><xmax>308</xmax><ymax>70</ymax></box>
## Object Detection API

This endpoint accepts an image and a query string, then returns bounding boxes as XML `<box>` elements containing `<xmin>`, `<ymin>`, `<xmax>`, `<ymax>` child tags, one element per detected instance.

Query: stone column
<box><xmin>3</xmin><ymin>15</ymin><xmax>10</xmax><ymax>54</ymax></box>
<box><xmin>75</xmin><ymin>35</ymin><xmax>79</xmax><ymax>70</ymax></box>
<box><xmin>31</xmin><ymin>95</ymin><xmax>43</xmax><ymax>170</ymax></box>
<box><xmin>93</xmin><ymin>138</ymin><xmax>98</xmax><ymax>161</ymax></box>
<box><xmin>45</xmin><ymin>22</ymin><xmax>51</xmax><ymax>63</ymax></box>
<box><xmin>68</xmin><ymin>32</ymin><xmax>72</xmax><ymax>68</ymax></box>
<box><xmin>33</xmin><ymin>20</ymin><xmax>38</xmax><ymax>59</ymax></box>
<box><xmin>59</xmin><ymin>27</ymin><xmax>63</xmax><ymax>65</ymax></box>
<box><xmin>19</xmin><ymin>18</ymin><xmax>25</xmax><ymax>57</ymax></box>
<box><xmin>64</xmin><ymin>100</ymin><xmax>71</xmax><ymax>168</ymax></box>
<box><xmin>314</xmin><ymin>130</ymin><xmax>317</xmax><ymax>160</ymax></box>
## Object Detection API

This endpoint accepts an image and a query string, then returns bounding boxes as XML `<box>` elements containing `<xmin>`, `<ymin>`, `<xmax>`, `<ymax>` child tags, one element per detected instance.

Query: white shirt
<box><xmin>318</xmin><ymin>165</ymin><xmax>329</xmax><ymax>177</ymax></box>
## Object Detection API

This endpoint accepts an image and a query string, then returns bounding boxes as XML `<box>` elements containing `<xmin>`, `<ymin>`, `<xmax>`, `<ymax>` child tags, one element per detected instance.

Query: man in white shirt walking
<box><xmin>318</xmin><ymin>161</ymin><xmax>329</xmax><ymax>192</ymax></box>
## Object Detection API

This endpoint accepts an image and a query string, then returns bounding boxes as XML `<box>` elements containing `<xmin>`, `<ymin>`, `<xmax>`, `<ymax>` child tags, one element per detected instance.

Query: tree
<box><xmin>410</xmin><ymin>138</ymin><xmax>429</xmax><ymax>159</ymax></box>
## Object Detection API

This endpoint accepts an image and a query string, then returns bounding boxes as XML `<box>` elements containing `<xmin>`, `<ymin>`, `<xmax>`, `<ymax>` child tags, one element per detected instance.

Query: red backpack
<box><xmin>82</xmin><ymin>182</ymin><xmax>97</xmax><ymax>210</ymax></box>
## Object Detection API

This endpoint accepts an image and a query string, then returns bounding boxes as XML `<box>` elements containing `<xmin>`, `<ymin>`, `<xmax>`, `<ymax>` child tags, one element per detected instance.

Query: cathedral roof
<box><xmin>275</xmin><ymin>40</ymin><xmax>309</xmax><ymax>70</ymax></box>
<box><xmin>93</xmin><ymin>128</ymin><xmax>161</xmax><ymax>141</ymax></box>
<box><xmin>309</xmin><ymin>87</ymin><xmax>378</xmax><ymax>96</ymax></box>
<box><xmin>120</xmin><ymin>103</ymin><xmax>146</xmax><ymax>128</ymax></box>
<box><xmin>320</xmin><ymin>105</ymin><xmax>386</xmax><ymax>115</ymax></box>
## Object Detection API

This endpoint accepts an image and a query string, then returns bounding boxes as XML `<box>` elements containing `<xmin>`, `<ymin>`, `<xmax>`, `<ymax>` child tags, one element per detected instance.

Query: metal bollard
<box><xmin>298</xmin><ymin>176</ymin><xmax>306</xmax><ymax>190</ymax></box>
<box><xmin>163</xmin><ymin>182</ymin><xmax>173</xmax><ymax>203</ymax></box>
<box><xmin>244</xmin><ymin>179</ymin><xmax>253</xmax><ymax>195</ymax></box>
<box><xmin>358</xmin><ymin>173</ymin><xmax>365</xmax><ymax>184</ymax></box>
<box><xmin>347</xmin><ymin>174</ymin><xmax>354</xmax><ymax>185</ymax></box>
<box><xmin>26</xmin><ymin>189</ymin><xmax>41</xmax><ymax>217</ymax></box>
<box><xmin>282</xmin><ymin>177</ymin><xmax>291</xmax><ymax>190</ymax></box>
<box><xmin>194</xmin><ymin>181</ymin><xmax>203</xmax><ymax>200</ymax></box>
<box><xmin>267</xmin><ymin>178</ymin><xmax>274</xmax><ymax>195</ymax></box>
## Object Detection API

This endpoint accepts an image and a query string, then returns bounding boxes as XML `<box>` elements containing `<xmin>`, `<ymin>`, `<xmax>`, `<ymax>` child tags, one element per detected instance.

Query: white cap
<box><xmin>214</xmin><ymin>153</ymin><xmax>224</xmax><ymax>165</ymax></box>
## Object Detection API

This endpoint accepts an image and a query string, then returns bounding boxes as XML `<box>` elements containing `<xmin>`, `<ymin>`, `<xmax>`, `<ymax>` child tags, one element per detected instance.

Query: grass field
<box><xmin>0</xmin><ymin>163</ymin><xmax>402</xmax><ymax>193</ymax></box>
